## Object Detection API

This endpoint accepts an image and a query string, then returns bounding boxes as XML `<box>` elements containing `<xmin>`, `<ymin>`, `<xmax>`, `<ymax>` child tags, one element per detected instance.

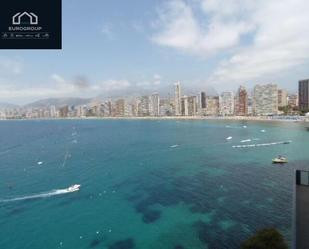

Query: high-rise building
<box><xmin>288</xmin><ymin>94</ymin><xmax>298</xmax><ymax>108</ymax></box>
<box><xmin>278</xmin><ymin>89</ymin><xmax>288</xmax><ymax>107</ymax></box>
<box><xmin>181</xmin><ymin>96</ymin><xmax>189</xmax><ymax>116</ymax></box>
<box><xmin>253</xmin><ymin>84</ymin><xmax>278</xmax><ymax>115</ymax></box>
<box><xmin>174</xmin><ymin>82</ymin><xmax>181</xmax><ymax>116</ymax></box>
<box><xmin>235</xmin><ymin>86</ymin><xmax>248</xmax><ymax>116</ymax></box>
<box><xmin>200</xmin><ymin>92</ymin><xmax>206</xmax><ymax>109</ymax></box>
<box><xmin>114</xmin><ymin>99</ymin><xmax>127</xmax><ymax>117</ymax></box>
<box><xmin>50</xmin><ymin>105</ymin><xmax>57</xmax><ymax>118</ymax></box>
<box><xmin>299</xmin><ymin>79</ymin><xmax>309</xmax><ymax>111</ymax></box>
<box><xmin>205</xmin><ymin>96</ymin><xmax>219</xmax><ymax>116</ymax></box>
<box><xmin>219</xmin><ymin>92</ymin><xmax>234</xmax><ymax>116</ymax></box>
<box><xmin>149</xmin><ymin>93</ymin><xmax>160</xmax><ymax>116</ymax></box>
<box><xmin>59</xmin><ymin>105</ymin><xmax>69</xmax><ymax>118</ymax></box>
<box><xmin>187</xmin><ymin>96</ymin><xmax>197</xmax><ymax>116</ymax></box>
<box><xmin>138</xmin><ymin>96</ymin><xmax>150</xmax><ymax>116</ymax></box>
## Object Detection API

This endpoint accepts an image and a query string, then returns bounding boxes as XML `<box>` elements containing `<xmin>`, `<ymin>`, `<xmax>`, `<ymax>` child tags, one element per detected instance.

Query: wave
<box><xmin>240</xmin><ymin>139</ymin><xmax>251</xmax><ymax>143</ymax></box>
<box><xmin>232</xmin><ymin>140</ymin><xmax>292</xmax><ymax>148</ymax></box>
<box><xmin>0</xmin><ymin>188</ymin><xmax>75</xmax><ymax>203</ymax></box>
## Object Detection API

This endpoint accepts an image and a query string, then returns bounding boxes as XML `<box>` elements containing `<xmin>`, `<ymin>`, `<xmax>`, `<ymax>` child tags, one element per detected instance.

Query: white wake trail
<box><xmin>0</xmin><ymin>188</ymin><xmax>75</xmax><ymax>203</ymax></box>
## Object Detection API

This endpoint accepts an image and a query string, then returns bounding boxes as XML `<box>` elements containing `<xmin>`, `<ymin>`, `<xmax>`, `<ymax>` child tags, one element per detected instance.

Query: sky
<box><xmin>1</xmin><ymin>0</ymin><xmax>309</xmax><ymax>104</ymax></box>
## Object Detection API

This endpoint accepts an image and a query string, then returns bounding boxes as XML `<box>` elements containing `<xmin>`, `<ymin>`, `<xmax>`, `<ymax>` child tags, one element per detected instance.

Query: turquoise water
<box><xmin>0</xmin><ymin>119</ymin><xmax>308</xmax><ymax>249</ymax></box>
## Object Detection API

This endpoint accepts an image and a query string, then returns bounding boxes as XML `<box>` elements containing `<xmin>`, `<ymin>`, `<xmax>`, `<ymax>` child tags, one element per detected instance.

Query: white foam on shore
<box><xmin>0</xmin><ymin>188</ymin><xmax>77</xmax><ymax>203</ymax></box>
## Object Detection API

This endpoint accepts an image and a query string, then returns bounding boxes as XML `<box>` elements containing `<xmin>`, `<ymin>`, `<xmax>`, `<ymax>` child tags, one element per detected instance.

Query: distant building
<box><xmin>187</xmin><ymin>96</ymin><xmax>197</xmax><ymax>116</ymax></box>
<box><xmin>174</xmin><ymin>82</ymin><xmax>181</xmax><ymax>116</ymax></box>
<box><xmin>138</xmin><ymin>96</ymin><xmax>150</xmax><ymax>116</ymax></box>
<box><xmin>288</xmin><ymin>94</ymin><xmax>299</xmax><ymax>108</ymax></box>
<box><xmin>114</xmin><ymin>99</ymin><xmax>127</xmax><ymax>117</ymax></box>
<box><xmin>159</xmin><ymin>98</ymin><xmax>173</xmax><ymax>116</ymax></box>
<box><xmin>219</xmin><ymin>92</ymin><xmax>234</xmax><ymax>116</ymax></box>
<box><xmin>253</xmin><ymin>84</ymin><xmax>278</xmax><ymax>115</ymax></box>
<box><xmin>181</xmin><ymin>96</ymin><xmax>188</xmax><ymax>116</ymax></box>
<box><xmin>299</xmin><ymin>79</ymin><xmax>309</xmax><ymax>111</ymax></box>
<box><xmin>278</xmin><ymin>89</ymin><xmax>288</xmax><ymax>107</ymax></box>
<box><xmin>50</xmin><ymin>105</ymin><xmax>57</xmax><ymax>118</ymax></box>
<box><xmin>206</xmin><ymin>96</ymin><xmax>219</xmax><ymax>116</ymax></box>
<box><xmin>149</xmin><ymin>93</ymin><xmax>160</xmax><ymax>116</ymax></box>
<box><xmin>59</xmin><ymin>105</ymin><xmax>69</xmax><ymax>118</ymax></box>
<box><xmin>235</xmin><ymin>86</ymin><xmax>248</xmax><ymax>116</ymax></box>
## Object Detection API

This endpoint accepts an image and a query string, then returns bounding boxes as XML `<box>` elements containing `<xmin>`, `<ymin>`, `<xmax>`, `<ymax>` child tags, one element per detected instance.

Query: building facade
<box><xmin>278</xmin><ymin>89</ymin><xmax>288</xmax><ymax>107</ymax></box>
<box><xmin>299</xmin><ymin>79</ymin><xmax>309</xmax><ymax>111</ymax></box>
<box><xmin>253</xmin><ymin>84</ymin><xmax>278</xmax><ymax>115</ymax></box>
<box><xmin>174</xmin><ymin>82</ymin><xmax>181</xmax><ymax>116</ymax></box>
<box><xmin>149</xmin><ymin>93</ymin><xmax>160</xmax><ymax>116</ymax></box>
<box><xmin>219</xmin><ymin>91</ymin><xmax>234</xmax><ymax>116</ymax></box>
<box><xmin>235</xmin><ymin>86</ymin><xmax>248</xmax><ymax>116</ymax></box>
<box><xmin>205</xmin><ymin>96</ymin><xmax>219</xmax><ymax>116</ymax></box>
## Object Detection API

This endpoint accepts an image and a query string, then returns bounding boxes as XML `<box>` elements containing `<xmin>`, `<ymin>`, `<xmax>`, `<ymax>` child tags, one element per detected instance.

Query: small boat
<box><xmin>272</xmin><ymin>156</ymin><xmax>288</xmax><ymax>164</ymax></box>
<box><xmin>66</xmin><ymin>184</ymin><xmax>81</xmax><ymax>192</ymax></box>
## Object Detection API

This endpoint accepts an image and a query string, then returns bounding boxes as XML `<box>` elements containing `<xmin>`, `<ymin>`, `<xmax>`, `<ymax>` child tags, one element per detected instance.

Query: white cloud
<box><xmin>151</xmin><ymin>0</ymin><xmax>254</xmax><ymax>55</ymax></box>
<box><xmin>209</xmin><ymin>0</ymin><xmax>309</xmax><ymax>84</ymax></box>
<box><xmin>152</xmin><ymin>0</ymin><xmax>309</xmax><ymax>85</ymax></box>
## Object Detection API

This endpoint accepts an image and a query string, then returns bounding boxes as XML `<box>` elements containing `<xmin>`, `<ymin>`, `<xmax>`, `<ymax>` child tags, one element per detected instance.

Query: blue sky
<box><xmin>1</xmin><ymin>0</ymin><xmax>309</xmax><ymax>104</ymax></box>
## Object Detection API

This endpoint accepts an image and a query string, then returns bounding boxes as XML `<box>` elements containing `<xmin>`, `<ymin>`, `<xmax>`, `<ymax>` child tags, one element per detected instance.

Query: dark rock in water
<box><xmin>7</xmin><ymin>207</ymin><xmax>26</xmax><ymax>216</ymax></box>
<box><xmin>142</xmin><ymin>209</ymin><xmax>161</xmax><ymax>224</ymax></box>
<box><xmin>108</xmin><ymin>238</ymin><xmax>135</xmax><ymax>249</ymax></box>
<box><xmin>89</xmin><ymin>239</ymin><xmax>101</xmax><ymax>248</ymax></box>
<box><xmin>174</xmin><ymin>245</ymin><xmax>185</xmax><ymax>249</ymax></box>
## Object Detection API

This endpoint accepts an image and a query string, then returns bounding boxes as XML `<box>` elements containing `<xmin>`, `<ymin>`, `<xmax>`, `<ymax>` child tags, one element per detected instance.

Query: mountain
<box><xmin>0</xmin><ymin>102</ymin><xmax>19</xmax><ymax>109</ymax></box>
<box><xmin>24</xmin><ymin>97</ymin><xmax>92</xmax><ymax>108</ymax></box>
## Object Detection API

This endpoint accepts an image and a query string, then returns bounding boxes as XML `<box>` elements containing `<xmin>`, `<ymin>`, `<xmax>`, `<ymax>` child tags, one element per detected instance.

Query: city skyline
<box><xmin>1</xmin><ymin>0</ymin><xmax>309</xmax><ymax>104</ymax></box>
<box><xmin>0</xmin><ymin>81</ymin><xmax>303</xmax><ymax>119</ymax></box>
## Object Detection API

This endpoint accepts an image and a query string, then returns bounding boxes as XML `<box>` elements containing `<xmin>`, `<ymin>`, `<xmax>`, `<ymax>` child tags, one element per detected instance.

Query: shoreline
<box><xmin>0</xmin><ymin>116</ymin><xmax>308</xmax><ymax>122</ymax></box>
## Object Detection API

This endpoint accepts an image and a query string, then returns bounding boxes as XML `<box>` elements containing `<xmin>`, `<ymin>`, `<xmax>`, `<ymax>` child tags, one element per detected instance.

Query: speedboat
<box><xmin>272</xmin><ymin>156</ymin><xmax>288</xmax><ymax>164</ymax></box>
<box><xmin>67</xmin><ymin>184</ymin><xmax>81</xmax><ymax>192</ymax></box>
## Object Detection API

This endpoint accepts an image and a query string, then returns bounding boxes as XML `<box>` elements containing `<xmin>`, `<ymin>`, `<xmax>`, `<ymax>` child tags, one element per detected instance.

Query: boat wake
<box><xmin>232</xmin><ymin>140</ymin><xmax>292</xmax><ymax>148</ymax></box>
<box><xmin>0</xmin><ymin>185</ymin><xmax>80</xmax><ymax>203</ymax></box>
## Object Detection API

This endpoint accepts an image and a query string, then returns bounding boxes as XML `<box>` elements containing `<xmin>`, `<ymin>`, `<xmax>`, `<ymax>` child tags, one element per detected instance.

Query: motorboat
<box><xmin>66</xmin><ymin>184</ymin><xmax>81</xmax><ymax>192</ymax></box>
<box><xmin>272</xmin><ymin>156</ymin><xmax>288</xmax><ymax>164</ymax></box>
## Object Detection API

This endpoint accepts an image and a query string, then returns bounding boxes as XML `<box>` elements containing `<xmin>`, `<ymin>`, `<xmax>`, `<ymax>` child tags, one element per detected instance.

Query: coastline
<box><xmin>1</xmin><ymin>115</ymin><xmax>308</xmax><ymax>122</ymax></box>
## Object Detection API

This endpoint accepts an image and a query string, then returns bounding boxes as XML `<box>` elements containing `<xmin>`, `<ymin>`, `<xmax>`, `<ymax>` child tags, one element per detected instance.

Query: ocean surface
<box><xmin>0</xmin><ymin>119</ymin><xmax>309</xmax><ymax>249</ymax></box>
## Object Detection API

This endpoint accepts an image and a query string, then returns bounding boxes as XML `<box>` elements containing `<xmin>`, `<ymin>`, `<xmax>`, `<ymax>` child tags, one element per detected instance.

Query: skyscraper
<box><xmin>219</xmin><ymin>92</ymin><xmax>234</xmax><ymax>116</ymax></box>
<box><xmin>174</xmin><ymin>82</ymin><xmax>181</xmax><ymax>116</ymax></box>
<box><xmin>235</xmin><ymin>86</ymin><xmax>248</xmax><ymax>116</ymax></box>
<box><xmin>138</xmin><ymin>96</ymin><xmax>150</xmax><ymax>116</ymax></box>
<box><xmin>253</xmin><ymin>84</ymin><xmax>278</xmax><ymax>115</ymax></box>
<box><xmin>149</xmin><ymin>93</ymin><xmax>160</xmax><ymax>116</ymax></box>
<box><xmin>114</xmin><ymin>99</ymin><xmax>126</xmax><ymax>117</ymax></box>
<box><xmin>187</xmin><ymin>96</ymin><xmax>197</xmax><ymax>116</ymax></box>
<box><xmin>181</xmin><ymin>96</ymin><xmax>188</xmax><ymax>116</ymax></box>
<box><xmin>299</xmin><ymin>79</ymin><xmax>309</xmax><ymax>111</ymax></box>
<box><xmin>278</xmin><ymin>89</ymin><xmax>288</xmax><ymax>107</ymax></box>
<box><xmin>200</xmin><ymin>92</ymin><xmax>206</xmax><ymax>109</ymax></box>
<box><xmin>205</xmin><ymin>96</ymin><xmax>219</xmax><ymax>116</ymax></box>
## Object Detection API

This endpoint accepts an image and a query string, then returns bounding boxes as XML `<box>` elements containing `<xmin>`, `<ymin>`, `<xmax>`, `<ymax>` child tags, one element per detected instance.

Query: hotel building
<box><xmin>253</xmin><ymin>84</ymin><xmax>278</xmax><ymax>115</ymax></box>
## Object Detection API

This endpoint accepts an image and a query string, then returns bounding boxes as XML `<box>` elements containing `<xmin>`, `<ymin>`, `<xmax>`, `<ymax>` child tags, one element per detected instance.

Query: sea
<box><xmin>0</xmin><ymin>119</ymin><xmax>308</xmax><ymax>249</ymax></box>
